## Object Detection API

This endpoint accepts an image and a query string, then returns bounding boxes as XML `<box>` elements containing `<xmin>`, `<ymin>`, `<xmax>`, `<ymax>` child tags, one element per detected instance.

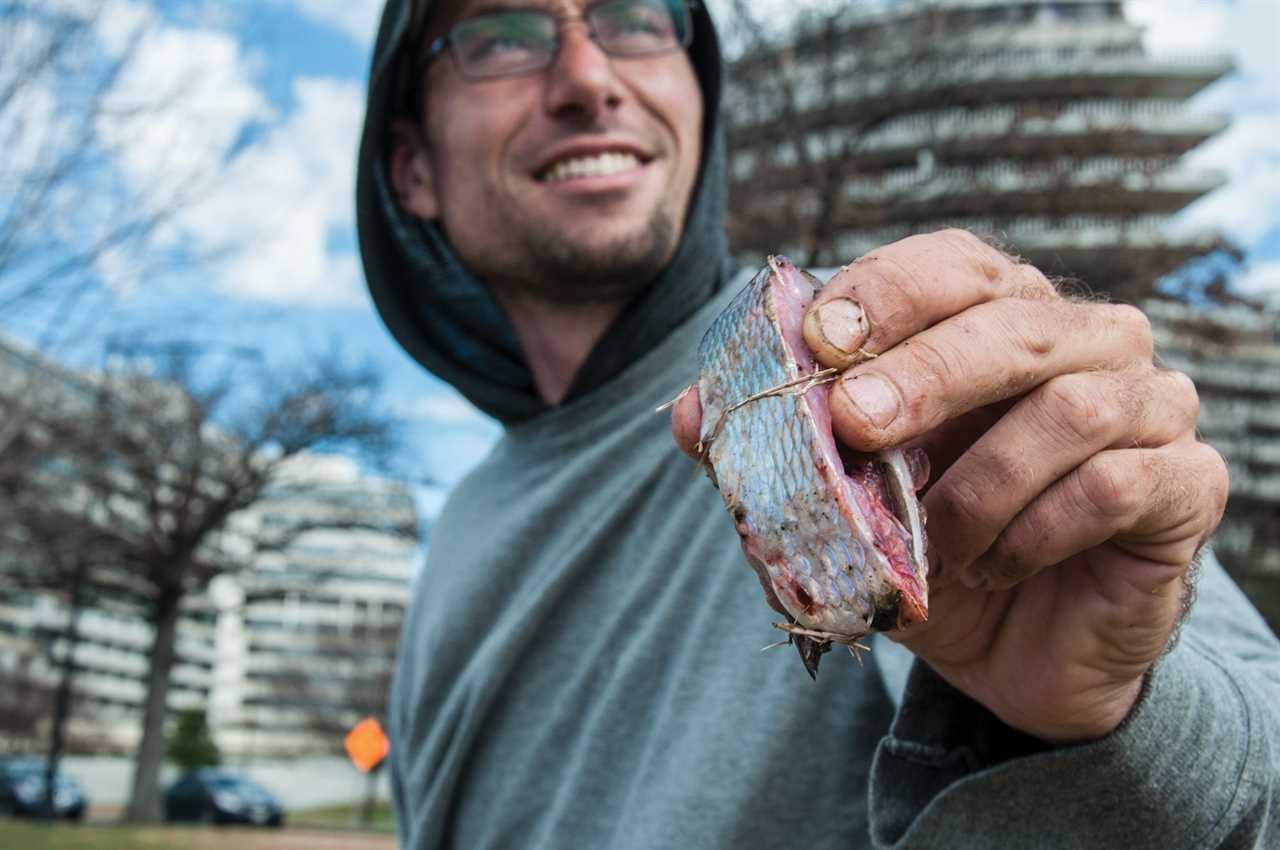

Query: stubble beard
<box><xmin>475</xmin><ymin>208</ymin><xmax>680</xmax><ymax>307</ymax></box>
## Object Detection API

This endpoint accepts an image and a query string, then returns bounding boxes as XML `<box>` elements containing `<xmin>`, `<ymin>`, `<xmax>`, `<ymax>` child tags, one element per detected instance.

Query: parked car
<box><xmin>0</xmin><ymin>758</ymin><xmax>87</xmax><ymax>820</ymax></box>
<box><xmin>163</xmin><ymin>769</ymin><xmax>284</xmax><ymax>827</ymax></box>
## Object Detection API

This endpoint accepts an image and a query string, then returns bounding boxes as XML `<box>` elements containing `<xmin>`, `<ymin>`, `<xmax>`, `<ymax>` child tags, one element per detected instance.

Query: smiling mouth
<box><xmin>538</xmin><ymin>151</ymin><xmax>646</xmax><ymax>182</ymax></box>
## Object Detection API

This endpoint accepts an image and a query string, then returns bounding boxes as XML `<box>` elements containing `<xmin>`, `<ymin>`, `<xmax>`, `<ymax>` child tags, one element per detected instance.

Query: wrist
<box><xmin>1038</xmin><ymin>675</ymin><xmax>1148</xmax><ymax>747</ymax></box>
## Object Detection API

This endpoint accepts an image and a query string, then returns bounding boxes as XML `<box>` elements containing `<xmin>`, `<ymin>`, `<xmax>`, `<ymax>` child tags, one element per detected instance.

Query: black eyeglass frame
<box><xmin>414</xmin><ymin>0</ymin><xmax>697</xmax><ymax>83</ymax></box>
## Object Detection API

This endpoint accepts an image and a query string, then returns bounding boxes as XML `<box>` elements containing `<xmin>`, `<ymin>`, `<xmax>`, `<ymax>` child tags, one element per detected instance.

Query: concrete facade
<box><xmin>724</xmin><ymin>0</ymin><xmax>1234</xmax><ymax>301</ymax></box>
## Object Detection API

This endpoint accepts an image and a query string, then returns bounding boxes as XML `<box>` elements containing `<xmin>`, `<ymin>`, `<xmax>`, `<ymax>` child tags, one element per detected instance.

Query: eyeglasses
<box><xmin>419</xmin><ymin>0</ymin><xmax>694</xmax><ymax>82</ymax></box>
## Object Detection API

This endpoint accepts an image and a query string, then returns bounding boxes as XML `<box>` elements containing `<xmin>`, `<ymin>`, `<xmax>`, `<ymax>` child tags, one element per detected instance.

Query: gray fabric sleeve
<box><xmin>868</xmin><ymin>551</ymin><xmax>1280</xmax><ymax>849</ymax></box>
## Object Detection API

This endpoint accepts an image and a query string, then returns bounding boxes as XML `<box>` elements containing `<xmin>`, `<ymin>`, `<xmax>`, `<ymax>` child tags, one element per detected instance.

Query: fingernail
<box><xmin>839</xmin><ymin>373</ymin><xmax>899</xmax><ymax>429</ymax></box>
<box><xmin>817</xmin><ymin>298</ymin><xmax>869</xmax><ymax>355</ymax></box>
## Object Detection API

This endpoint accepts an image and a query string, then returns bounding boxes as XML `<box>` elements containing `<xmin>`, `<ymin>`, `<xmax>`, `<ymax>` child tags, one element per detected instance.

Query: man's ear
<box><xmin>388</xmin><ymin>118</ymin><xmax>440</xmax><ymax>221</ymax></box>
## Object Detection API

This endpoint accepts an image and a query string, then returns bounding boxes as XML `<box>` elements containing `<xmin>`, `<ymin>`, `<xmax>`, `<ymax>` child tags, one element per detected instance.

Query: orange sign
<box><xmin>345</xmin><ymin>717</ymin><xmax>390</xmax><ymax>773</ymax></box>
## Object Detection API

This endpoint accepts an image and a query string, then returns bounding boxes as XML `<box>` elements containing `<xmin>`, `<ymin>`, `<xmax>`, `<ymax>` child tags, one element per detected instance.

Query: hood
<box><xmin>356</xmin><ymin>0</ymin><xmax>734</xmax><ymax>425</ymax></box>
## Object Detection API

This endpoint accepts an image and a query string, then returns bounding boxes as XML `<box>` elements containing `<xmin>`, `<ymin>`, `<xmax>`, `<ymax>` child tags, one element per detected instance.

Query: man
<box><xmin>355</xmin><ymin>0</ymin><xmax>1279</xmax><ymax>847</ymax></box>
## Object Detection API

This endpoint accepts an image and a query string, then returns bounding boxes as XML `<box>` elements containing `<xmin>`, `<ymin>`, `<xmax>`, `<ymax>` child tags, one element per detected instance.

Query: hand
<box><xmin>673</xmin><ymin>229</ymin><xmax>1229</xmax><ymax>743</ymax></box>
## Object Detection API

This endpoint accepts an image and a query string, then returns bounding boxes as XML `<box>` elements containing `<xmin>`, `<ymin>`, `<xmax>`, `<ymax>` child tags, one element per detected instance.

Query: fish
<box><xmin>696</xmin><ymin>256</ymin><xmax>929</xmax><ymax>677</ymax></box>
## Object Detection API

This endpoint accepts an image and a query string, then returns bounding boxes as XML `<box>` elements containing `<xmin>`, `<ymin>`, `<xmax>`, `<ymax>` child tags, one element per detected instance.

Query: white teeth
<box><xmin>541</xmin><ymin>152</ymin><xmax>641</xmax><ymax>182</ymax></box>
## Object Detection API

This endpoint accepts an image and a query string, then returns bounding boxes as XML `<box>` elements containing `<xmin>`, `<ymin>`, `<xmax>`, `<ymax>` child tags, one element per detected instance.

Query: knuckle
<box><xmin>1013</xmin><ymin>262</ymin><xmax>1056</xmax><ymax>300</ymax></box>
<box><xmin>936</xmin><ymin>228</ymin><xmax>1009</xmax><ymax>283</ymax></box>
<box><xmin>1077</xmin><ymin>454</ymin><xmax>1141</xmax><ymax>520</ymax></box>
<box><xmin>1164</xmin><ymin>369</ymin><xmax>1201</xmax><ymax>425</ymax></box>
<box><xmin>1038</xmin><ymin>373</ymin><xmax>1122</xmax><ymax>445</ymax></box>
<box><xmin>984</xmin><ymin>534</ymin><xmax>1036</xmax><ymax>588</ymax></box>
<box><xmin>936</xmin><ymin>227</ymin><xmax>989</xmax><ymax>255</ymax></box>
<box><xmin>848</xmin><ymin>251</ymin><xmax>927</xmax><ymax>325</ymax></box>
<box><xmin>1196</xmin><ymin>442</ymin><xmax>1231</xmax><ymax>520</ymax></box>
<box><xmin>901</xmin><ymin>335</ymin><xmax>965</xmax><ymax>396</ymax></box>
<box><xmin>933</xmin><ymin>455</ymin><xmax>1013</xmax><ymax>532</ymax></box>
<box><xmin>1107</xmin><ymin>304</ymin><xmax>1155</xmax><ymax>360</ymax></box>
<box><xmin>931</xmin><ymin>473</ymin><xmax>993</xmax><ymax>535</ymax></box>
<box><xmin>1000</xmin><ymin>297</ymin><xmax>1058</xmax><ymax>359</ymax></box>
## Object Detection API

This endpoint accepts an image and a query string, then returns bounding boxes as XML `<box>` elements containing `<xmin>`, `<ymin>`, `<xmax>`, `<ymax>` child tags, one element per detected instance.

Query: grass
<box><xmin>0</xmin><ymin>813</ymin><xmax>397</xmax><ymax>850</ymax></box>
<box><xmin>288</xmin><ymin>800</ymin><xmax>395</xmax><ymax>833</ymax></box>
<box><xmin>0</xmin><ymin>822</ymin><xmax>218</xmax><ymax>850</ymax></box>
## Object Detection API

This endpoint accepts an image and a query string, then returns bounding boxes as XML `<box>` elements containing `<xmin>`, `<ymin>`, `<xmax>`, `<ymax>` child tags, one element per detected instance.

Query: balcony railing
<box><xmin>836</xmin><ymin>161</ymin><xmax>1225</xmax><ymax>203</ymax></box>
<box><xmin>831</xmin><ymin>214</ymin><xmax>1222</xmax><ymax>258</ymax></box>
<box><xmin>727</xmin><ymin>49</ymin><xmax>1233</xmax><ymax>127</ymax></box>
<box><xmin>728</xmin><ymin>99</ymin><xmax>1230</xmax><ymax>167</ymax></box>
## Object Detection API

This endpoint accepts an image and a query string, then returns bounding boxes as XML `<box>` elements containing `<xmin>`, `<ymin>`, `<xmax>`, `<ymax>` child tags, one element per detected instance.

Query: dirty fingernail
<box><xmin>840</xmin><ymin>373</ymin><xmax>899</xmax><ymax>429</ymax></box>
<box><xmin>817</xmin><ymin>298</ymin><xmax>869</xmax><ymax>355</ymax></box>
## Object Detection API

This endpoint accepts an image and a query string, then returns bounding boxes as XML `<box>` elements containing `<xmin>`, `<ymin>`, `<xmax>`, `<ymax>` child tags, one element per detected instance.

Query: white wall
<box><xmin>60</xmin><ymin>755</ymin><xmax>390</xmax><ymax>811</ymax></box>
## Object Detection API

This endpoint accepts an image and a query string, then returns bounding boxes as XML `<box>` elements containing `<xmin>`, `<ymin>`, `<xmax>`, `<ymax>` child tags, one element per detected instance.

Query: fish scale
<box><xmin>697</xmin><ymin>257</ymin><xmax>929</xmax><ymax>677</ymax></box>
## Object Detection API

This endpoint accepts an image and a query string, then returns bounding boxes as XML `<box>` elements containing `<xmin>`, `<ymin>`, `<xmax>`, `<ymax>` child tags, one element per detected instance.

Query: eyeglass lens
<box><xmin>449</xmin><ymin>0</ymin><xmax>689</xmax><ymax>79</ymax></box>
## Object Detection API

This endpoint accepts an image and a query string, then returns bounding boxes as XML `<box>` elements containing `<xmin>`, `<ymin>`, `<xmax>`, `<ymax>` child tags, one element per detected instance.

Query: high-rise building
<box><xmin>725</xmin><ymin>0</ymin><xmax>1234</xmax><ymax>302</ymax></box>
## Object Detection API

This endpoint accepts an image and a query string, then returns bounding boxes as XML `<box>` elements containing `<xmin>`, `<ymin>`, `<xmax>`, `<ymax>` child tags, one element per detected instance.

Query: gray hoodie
<box><xmin>356</xmin><ymin>2</ymin><xmax>1280</xmax><ymax>848</ymax></box>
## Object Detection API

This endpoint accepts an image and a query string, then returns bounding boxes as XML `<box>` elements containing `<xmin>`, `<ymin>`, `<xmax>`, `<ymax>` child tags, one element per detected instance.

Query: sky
<box><xmin>7</xmin><ymin>0</ymin><xmax>1279</xmax><ymax>512</ymax></box>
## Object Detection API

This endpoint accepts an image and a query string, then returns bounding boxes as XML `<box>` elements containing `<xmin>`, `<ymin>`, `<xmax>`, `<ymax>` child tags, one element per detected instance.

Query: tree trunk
<box><xmin>123</xmin><ymin>584</ymin><xmax>182</xmax><ymax>823</ymax></box>
<box><xmin>361</xmin><ymin>765</ymin><xmax>380</xmax><ymax>828</ymax></box>
<box><xmin>42</xmin><ymin>563</ymin><xmax>86</xmax><ymax>819</ymax></box>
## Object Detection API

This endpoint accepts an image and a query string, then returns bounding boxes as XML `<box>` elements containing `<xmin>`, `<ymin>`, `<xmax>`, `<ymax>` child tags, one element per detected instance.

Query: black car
<box><xmin>163</xmin><ymin>769</ymin><xmax>285</xmax><ymax>827</ymax></box>
<box><xmin>0</xmin><ymin>758</ymin><xmax>88</xmax><ymax>820</ymax></box>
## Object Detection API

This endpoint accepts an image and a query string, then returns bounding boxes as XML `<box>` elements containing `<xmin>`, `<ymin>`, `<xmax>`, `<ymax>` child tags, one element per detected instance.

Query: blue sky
<box><xmin>8</xmin><ymin>0</ymin><xmax>1279</xmax><ymax>513</ymax></box>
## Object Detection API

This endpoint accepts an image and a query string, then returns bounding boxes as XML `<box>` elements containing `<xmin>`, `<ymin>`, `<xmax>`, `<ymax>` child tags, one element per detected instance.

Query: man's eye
<box><xmin>454</xmin><ymin>13</ymin><xmax>551</xmax><ymax>64</ymax></box>
<box><xmin>595</xmin><ymin>5</ymin><xmax>672</xmax><ymax>44</ymax></box>
<box><xmin>465</xmin><ymin>34</ymin><xmax>538</xmax><ymax>59</ymax></box>
<box><xmin>617</xmin><ymin>12</ymin><xmax>665</xmax><ymax>34</ymax></box>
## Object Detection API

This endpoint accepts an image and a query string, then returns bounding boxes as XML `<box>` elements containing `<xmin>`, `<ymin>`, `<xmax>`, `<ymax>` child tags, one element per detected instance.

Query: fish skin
<box><xmin>697</xmin><ymin>257</ymin><xmax>929</xmax><ymax>675</ymax></box>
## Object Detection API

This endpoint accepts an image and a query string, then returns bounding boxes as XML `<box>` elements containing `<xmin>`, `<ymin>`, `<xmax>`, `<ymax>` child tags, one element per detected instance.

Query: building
<box><xmin>724</xmin><ymin>0</ymin><xmax>1235</xmax><ymax>302</ymax></box>
<box><xmin>210</xmin><ymin>453</ymin><xmax>420</xmax><ymax>758</ymax></box>
<box><xmin>0</xmin><ymin>336</ymin><xmax>421</xmax><ymax>756</ymax></box>
<box><xmin>1145</xmin><ymin>300</ymin><xmax>1280</xmax><ymax>627</ymax></box>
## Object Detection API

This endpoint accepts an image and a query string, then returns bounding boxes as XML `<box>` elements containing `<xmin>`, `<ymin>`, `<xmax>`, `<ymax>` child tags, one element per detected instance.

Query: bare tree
<box><xmin>721</xmin><ymin>2</ymin><xmax>971</xmax><ymax>267</ymax></box>
<box><xmin>0</xmin><ymin>652</ymin><xmax>58</xmax><ymax>751</ymax></box>
<box><xmin>251</xmin><ymin>617</ymin><xmax>401</xmax><ymax>828</ymax></box>
<box><xmin>0</xmin><ymin>340</ymin><xmax>409</xmax><ymax>822</ymax></box>
<box><xmin>252</xmin><ymin>618</ymin><xmax>402</xmax><ymax>752</ymax></box>
<box><xmin>0</xmin><ymin>0</ymin><xmax>222</xmax><ymax>334</ymax></box>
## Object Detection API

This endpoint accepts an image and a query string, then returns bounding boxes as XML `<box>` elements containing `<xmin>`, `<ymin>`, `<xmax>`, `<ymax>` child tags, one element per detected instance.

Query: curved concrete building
<box><xmin>724</xmin><ymin>0</ymin><xmax>1234</xmax><ymax>302</ymax></box>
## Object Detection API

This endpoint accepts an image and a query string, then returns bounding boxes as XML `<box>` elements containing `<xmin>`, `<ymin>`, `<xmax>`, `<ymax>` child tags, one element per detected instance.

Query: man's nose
<box><xmin>543</xmin><ymin>23</ymin><xmax>622</xmax><ymax>119</ymax></box>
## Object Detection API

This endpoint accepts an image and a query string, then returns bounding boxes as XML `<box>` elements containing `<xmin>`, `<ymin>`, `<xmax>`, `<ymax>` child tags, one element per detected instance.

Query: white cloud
<box><xmin>180</xmin><ymin>76</ymin><xmax>369</xmax><ymax>305</ymax></box>
<box><xmin>81</xmin><ymin>3</ymin><xmax>369</xmax><ymax>307</ymax></box>
<box><xmin>1174</xmin><ymin>111</ymin><xmax>1280</xmax><ymax>246</ymax></box>
<box><xmin>1236</xmin><ymin>261</ymin><xmax>1280</xmax><ymax>304</ymax></box>
<box><xmin>282</xmin><ymin>0</ymin><xmax>384</xmax><ymax>46</ymax></box>
<box><xmin>98</xmin><ymin>17</ymin><xmax>275</xmax><ymax>222</ymax></box>
<box><xmin>1125</xmin><ymin>0</ymin><xmax>1230</xmax><ymax>53</ymax></box>
<box><xmin>1127</xmin><ymin>0</ymin><xmax>1280</xmax><ymax>297</ymax></box>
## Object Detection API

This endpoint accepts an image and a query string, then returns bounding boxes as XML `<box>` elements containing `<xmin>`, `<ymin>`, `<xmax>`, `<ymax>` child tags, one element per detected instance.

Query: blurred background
<box><xmin>1</xmin><ymin>0</ymin><xmax>1276</xmax><ymax>846</ymax></box>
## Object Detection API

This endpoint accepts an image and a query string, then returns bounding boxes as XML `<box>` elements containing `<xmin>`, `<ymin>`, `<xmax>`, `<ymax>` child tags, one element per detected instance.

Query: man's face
<box><xmin>395</xmin><ymin>0</ymin><xmax>704</xmax><ymax>304</ymax></box>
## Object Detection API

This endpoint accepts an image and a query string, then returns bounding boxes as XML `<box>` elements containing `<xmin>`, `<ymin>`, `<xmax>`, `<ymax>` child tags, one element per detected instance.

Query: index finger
<box><xmin>670</xmin><ymin>384</ymin><xmax>702</xmax><ymax>460</ymax></box>
<box><xmin>803</xmin><ymin>229</ymin><xmax>1056</xmax><ymax>370</ymax></box>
